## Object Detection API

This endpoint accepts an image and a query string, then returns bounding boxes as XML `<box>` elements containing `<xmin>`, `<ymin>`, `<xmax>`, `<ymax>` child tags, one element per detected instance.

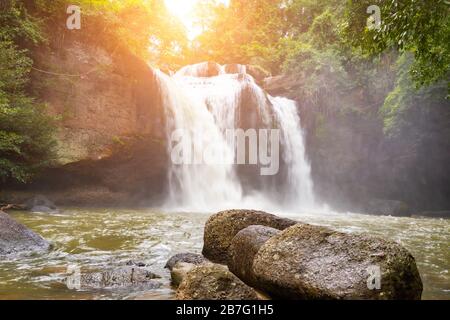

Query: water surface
<box><xmin>0</xmin><ymin>209</ymin><xmax>448</xmax><ymax>300</ymax></box>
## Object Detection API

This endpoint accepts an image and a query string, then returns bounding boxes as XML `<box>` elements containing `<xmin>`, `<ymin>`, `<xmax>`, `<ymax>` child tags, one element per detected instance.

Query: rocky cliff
<box><xmin>264</xmin><ymin>74</ymin><xmax>450</xmax><ymax>214</ymax></box>
<box><xmin>3</xmin><ymin>39</ymin><xmax>169</xmax><ymax>207</ymax></box>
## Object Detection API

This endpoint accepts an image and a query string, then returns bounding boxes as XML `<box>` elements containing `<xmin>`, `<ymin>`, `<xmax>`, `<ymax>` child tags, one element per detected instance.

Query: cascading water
<box><xmin>270</xmin><ymin>96</ymin><xmax>315</xmax><ymax>210</ymax></box>
<box><xmin>154</xmin><ymin>62</ymin><xmax>317</xmax><ymax>212</ymax></box>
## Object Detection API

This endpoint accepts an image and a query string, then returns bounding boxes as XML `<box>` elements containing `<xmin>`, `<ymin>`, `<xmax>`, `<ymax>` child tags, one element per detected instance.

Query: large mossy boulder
<box><xmin>176</xmin><ymin>264</ymin><xmax>259</xmax><ymax>300</ymax></box>
<box><xmin>202</xmin><ymin>210</ymin><xmax>297</xmax><ymax>264</ymax></box>
<box><xmin>228</xmin><ymin>225</ymin><xmax>280</xmax><ymax>288</ymax></box>
<box><xmin>0</xmin><ymin>211</ymin><xmax>51</xmax><ymax>256</ymax></box>
<box><xmin>251</xmin><ymin>224</ymin><xmax>423</xmax><ymax>300</ymax></box>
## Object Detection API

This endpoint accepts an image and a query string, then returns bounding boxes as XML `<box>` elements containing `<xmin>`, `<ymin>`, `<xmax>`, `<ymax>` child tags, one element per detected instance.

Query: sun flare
<box><xmin>164</xmin><ymin>0</ymin><xmax>229</xmax><ymax>40</ymax></box>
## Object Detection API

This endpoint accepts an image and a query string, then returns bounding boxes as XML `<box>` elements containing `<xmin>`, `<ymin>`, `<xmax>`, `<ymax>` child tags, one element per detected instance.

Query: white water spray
<box><xmin>154</xmin><ymin>63</ymin><xmax>317</xmax><ymax>212</ymax></box>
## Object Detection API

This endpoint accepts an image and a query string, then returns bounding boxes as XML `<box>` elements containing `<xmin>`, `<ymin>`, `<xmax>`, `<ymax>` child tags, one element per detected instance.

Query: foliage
<box><xmin>343</xmin><ymin>0</ymin><xmax>450</xmax><ymax>88</ymax></box>
<box><xmin>381</xmin><ymin>54</ymin><xmax>450</xmax><ymax>137</ymax></box>
<box><xmin>192</xmin><ymin>0</ymin><xmax>287</xmax><ymax>71</ymax></box>
<box><xmin>0</xmin><ymin>34</ymin><xmax>56</xmax><ymax>183</ymax></box>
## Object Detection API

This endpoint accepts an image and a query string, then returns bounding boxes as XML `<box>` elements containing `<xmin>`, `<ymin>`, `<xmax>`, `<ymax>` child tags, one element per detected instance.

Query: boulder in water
<box><xmin>165</xmin><ymin>253</ymin><xmax>210</xmax><ymax>287</ymax></box>
<box><xmin>0</xmin><ymin>211</ymin><xmax>51</xmax><ymax>256</ymax></box>
<box><xmin>170</xmin><ymin>262</ymin><xmax>200</xmax><ymax>287</ymax></box>
<box><xmin>176</xmin><ymin>264</ymin><xmax>259</xmax><ymax>300</ymax></box>
<box><xmin>251</xmin><ymin>223</ymin><xmax>423</xmax><ymax>300</ymax></box>
<box><xmin>228</xmin><ymin>225</ymin><xmax>280</xmax><ymax>288</ymax></box>
<box><xmin>202</xmin><ymin>210</ymin><xmax>297</xmax><ymax>264</ymax></box>
<box><xmin>74</xmin><ymin>267</ymin><xmax>161</xmax><ymax>290</ymax></box>
<box><xmin>165</xmin><ymin>253</ymin><xmax>208</xmax><ymax>271</ymax></box>
<box><xmin>25</xmin><ymin>195</ymin><xmax>59</xmax><ymax>214</ymax></box>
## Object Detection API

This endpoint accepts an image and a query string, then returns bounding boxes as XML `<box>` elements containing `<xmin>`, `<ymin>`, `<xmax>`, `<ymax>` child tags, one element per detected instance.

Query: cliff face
<box><xmin>3</xmin><ymin>40</ymin><xmax>169</xmax><ymax>207</ymax></box>
<box><xmin>264</xmin><ymin>75</ymin><xmax>450</xmax><ymax>213</ymax></box>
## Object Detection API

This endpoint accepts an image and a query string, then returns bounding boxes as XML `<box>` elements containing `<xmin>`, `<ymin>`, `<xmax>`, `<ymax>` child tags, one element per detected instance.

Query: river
<box><xmin>0</xmin><ymin>209</ymin><xmax>448</xmax><ymax>300</ymax></box>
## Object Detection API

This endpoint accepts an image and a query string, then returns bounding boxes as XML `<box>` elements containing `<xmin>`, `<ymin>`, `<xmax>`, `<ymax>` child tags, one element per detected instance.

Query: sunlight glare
<box><xmin>164</xmin><ymin>0</ymin><xmax>229</xmax><ymax>40</ymax></box>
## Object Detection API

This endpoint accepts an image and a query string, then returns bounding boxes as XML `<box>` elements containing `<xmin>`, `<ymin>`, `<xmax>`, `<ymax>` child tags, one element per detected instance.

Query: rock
<box><xmin>263</xmin><ymin>74</ymin><xmax>300</xmax><ymax>98</ymax></box>
<box><xmin>246</xmin><ymin>65</ymin><xmax>271</xmax><ymax>83</ymax></box>
<box><xmin>165</xmin><ymin>253</ymin><xmax>210</xmax><ymax>287</ymax></box>
<box><xmin>75</xmin><ymin>267</ymin><xmax>161</xmax><ymax>290</ymax></box>
<box><xmin>25</xmin><ymin>195</ymin><xmax>59</xmax><ymax>214</ymax></box>
<box><xmin>364</xmin><ymin>199</ymin><xmax>411</xmax><ymax>217</ymax></box>
<box><xmin>126</xmin><ymin>260</ymin><xmax>147</xmax><ymax>267</ymax></box>
<box><xmin>228</xmin><ymin>225</ymin><xmax>280</xmax><ymax>288</ymax></box>
<box><xmin>176</xmin><ymin>264</ymin><xmax>259</xmax><ymax>300</ymax></box>
<box><xmin>165</xmin><ymin>253</ymin><xmax>208</xmax><ymax>271</ymax></box>
<box><xmin>202</xmin><ymin>210</ymin><xmax>297</xmax><ymax>264</ymax></box>
<box><xmin>0</xmin><ymin>211</ymin><xmax>51</xmax><ymax>255</ymax></box>
<box><xmin>252</xmin><ymin>223</ymin><xmax>423</xmax><ymax>300</ymax></box>
<box><xmin>176</xmin><ymin>61</ymin><xmax>222</xmax><ymax>77</ymax></box>
<box><xmin>223</xmin><ymin>64</ymin><xmax>246</xmax><ymax>74</ymax></box>
<box><xmin>171</xmin><ymin>262</ymin><xmax>199</xmax><ymax>287</ymax></box>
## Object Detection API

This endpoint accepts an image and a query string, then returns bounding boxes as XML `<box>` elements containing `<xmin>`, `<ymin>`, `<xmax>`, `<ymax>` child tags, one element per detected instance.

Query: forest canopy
<box><xmin>0</xmin><ymin>0</ymin><xmax>449</xmax><ymax>184</ymax></box>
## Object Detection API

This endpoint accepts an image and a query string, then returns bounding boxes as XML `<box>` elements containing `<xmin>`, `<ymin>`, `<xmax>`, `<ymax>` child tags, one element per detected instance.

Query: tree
<box><xmin>344</xmin><ymin>0</ymin><xmax>450</xmax><ymax>88</ymax></box>
<box><xmin>0</xmin><ymin>1</ymin><xmax>56</xmax><ymax>183</ymax></box>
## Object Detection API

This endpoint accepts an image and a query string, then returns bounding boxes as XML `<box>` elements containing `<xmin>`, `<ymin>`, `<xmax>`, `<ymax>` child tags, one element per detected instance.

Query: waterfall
<box><xmin>270</xmin><ymin>96</ymin><xmax>315</xmax><ymax>210</ymax></box>
<box><xmin>153</xmin><ymin>63</ymin><xmax>317</xmax><ymax>212</ymax></box>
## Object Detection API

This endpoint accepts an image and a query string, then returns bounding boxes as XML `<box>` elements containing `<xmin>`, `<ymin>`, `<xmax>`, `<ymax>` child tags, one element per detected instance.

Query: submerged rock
<box><xmin>166</xmin><ymin>253</ymin><xmax>210</xmax><ymax>287</ymax></box>
<box><xmin>25</xmin><ymin>195</ymin><xmax>59</xmax><ymax>214</ymax></box>
<box><xmin>202</xmin><ymin>210</ymin><xmax>297</xmax><ymax>264</ymax></box>
<box><xmin>252</xmin><ymin>224</ymin><xmax>423</xmax><ymax>300</ymax></box>
<box><xmin>0</xmin><ymin>211</ymin><xmax>51</xmax><ymax>256</ymax></box>
<box><xmin>165</xmin><ymin>253</ymin><xmax>208</xmax><ymax>271</ymax></box>
<box><xmin>176</xmin><ymin>264</ymin><xmax>259</xmax><ymax>300</ymax></box>
<box><xmin>228</xmin><ymin>225</ymin><xmax>280</xmax><ymax>288</ymax></box>
<box><xmin>76</xmin><ymin>267</ymin><xmax>161</xmax><ymax>290</ymax></box>
<box><xmin>171</xmin><ymin>262</ymin><xmax>200</xmax><ymax>287</ymax></box>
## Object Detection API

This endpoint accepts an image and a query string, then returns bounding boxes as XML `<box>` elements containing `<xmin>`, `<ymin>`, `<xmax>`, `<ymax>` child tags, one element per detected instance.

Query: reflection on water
<box><xmin>0</xmin><ymin>209</ymin><xmax>448</xmax><ymax>300</ymax></box>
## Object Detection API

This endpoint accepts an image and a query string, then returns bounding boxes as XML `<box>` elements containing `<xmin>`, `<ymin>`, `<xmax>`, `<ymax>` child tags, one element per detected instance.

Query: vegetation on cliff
<box><xmin>0</xmin><ymin>0</ymin><xmax>449</xmax><ymax>210</ymax></box>
<box><xmin>0</xmin><ymin>1</ymin><xmax>55</xmax><ymax>183</ymax></box>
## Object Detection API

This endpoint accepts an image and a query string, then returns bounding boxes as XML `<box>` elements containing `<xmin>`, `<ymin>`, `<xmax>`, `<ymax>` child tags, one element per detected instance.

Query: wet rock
<box><xmin>364</xmin><ymin>199</ymin><xmax>411</xmax><ymax>217</ymax></box>
<box><xmin>223</xmin><ymin>64</ymin><xmax>246</xmax><ymax>74</ymax></box>
<box><xmin>252</xmin><ymin>224</ymin><xmax>423</xmax><ymax>300</ymax></box>
<box><xmin>176</xmin><ymin>61</ymin><xmax>222</xmax><ymax>77</ymax></box>
<box><xmin>76</xmin><ymin>267</ymin><xmax>161</xmax><ymax>290</ymax></box>
<box><xmin>171</xmin><ymin>262</ymin><xmax>199</xmax><ymax>287</ymax></box>
<box><xmin>25</xmin><ymin>195</ymin><xmax>59</xmax><ymax>214</ymax></box>
<box><xmin>0</xmin><ymin>211</ymin><xmax>51</xmax><ymax>256</ymax></box>
<box><xmin>126</xmin><ymin>260</ymin><xmax>147</xmax><ymax>267</ymax></box>
<box><xmin>165</xmin><ymin>253</ymin><xmax>208</xmax><ymax>271</ymax></box>
<box><xmin>228</xmin><ymin>225</ymin><xmax>280</xmax><ymax>288</ymax></box>
<box><xmin>176</xmin><ymin>264</ymin><xmax>259</xmax><ymax>300</ymax></box>
<box><xmin>202</xmin><ymin>210</ymin><xmax>297</xmax><ymax>264</ymax></box>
